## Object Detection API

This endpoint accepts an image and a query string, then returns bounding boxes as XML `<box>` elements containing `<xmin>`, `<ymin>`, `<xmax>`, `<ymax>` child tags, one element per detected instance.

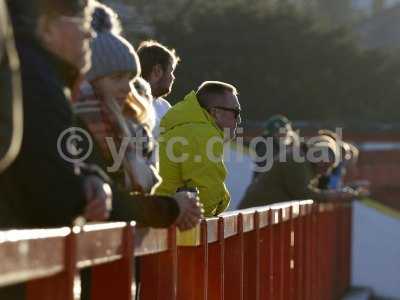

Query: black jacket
<box><xmin>0</xmin><ymin>35</ymin><xmax>180</xmax><ymax>229</ymax></box>
<box><xmin>0</xmin><ymin>36</ymin><xmax>87</xmax><ymax>228</ymax></box>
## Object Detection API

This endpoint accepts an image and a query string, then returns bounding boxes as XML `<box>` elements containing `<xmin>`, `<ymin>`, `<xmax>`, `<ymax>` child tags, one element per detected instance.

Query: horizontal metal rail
<box><xmin>0</xmin><ymin>200</ymin><xmax>352</xmax><ymax>300</ymax></box>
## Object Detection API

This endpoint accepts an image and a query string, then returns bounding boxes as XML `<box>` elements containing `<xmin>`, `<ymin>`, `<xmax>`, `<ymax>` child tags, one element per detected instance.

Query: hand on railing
<box><xmin>173</xmin><ymin>191</ymin><xmax>204</xmax><ymax>231</ymax></box>
<box><xmin>82</xmin><ymin>175</ymin><xmax>113</xmax><ymax>221</ymax></box>
<box><xmin>354</xmin><ymin>187</ymin><xmax>371</xmax><ymax>198</ymax></box>
<box><xmin>327</xmin><ymin>186</ymin><xmax>371</xmax><ymax>202</ymax></box>
<box><xmin>336</xmin><ymin>190</ymin><xmax>357</xmax><ymax>201</ymax></box>
<box><xmin>323</xmin><ymin>189</ymin><xmax>354</xmax><ymax>202</ymax></box>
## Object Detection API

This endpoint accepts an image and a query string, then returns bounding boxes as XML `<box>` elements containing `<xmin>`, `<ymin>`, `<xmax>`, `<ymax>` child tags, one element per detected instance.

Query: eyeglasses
<box><xmin>58</xmin><ymin>15</ymin><xmax>92</xmax><ymax>33</ymax></box>
<box><xmin>213</xmin><ymin>106</ymin><xmax>242</xmax><ymax>120</ymax></box>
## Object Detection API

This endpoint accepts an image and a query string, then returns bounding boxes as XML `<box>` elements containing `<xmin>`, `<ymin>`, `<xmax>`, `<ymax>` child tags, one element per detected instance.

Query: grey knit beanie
<box><xmin>85</xmin><ymin>2</ymin><xmax>140</xmax><ymax>82</ymax></box>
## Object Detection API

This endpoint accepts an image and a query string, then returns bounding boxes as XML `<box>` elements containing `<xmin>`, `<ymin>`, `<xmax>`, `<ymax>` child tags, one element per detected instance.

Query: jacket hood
<box><xmin>161</xmin><ymin>91</ymin><xmax>222</xmax><ymax>136</ymax></box>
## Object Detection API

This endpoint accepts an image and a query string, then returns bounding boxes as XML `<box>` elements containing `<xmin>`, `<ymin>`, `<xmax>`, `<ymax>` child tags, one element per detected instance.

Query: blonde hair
<box><xmin>123</xmin><ymin>78</ymin><xmax>155</xmax><ymax>130</ymax></box>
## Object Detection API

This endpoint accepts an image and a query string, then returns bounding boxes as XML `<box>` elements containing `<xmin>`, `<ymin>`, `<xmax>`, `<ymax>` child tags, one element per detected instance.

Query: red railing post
<box><xmin>177</xmin><ymin>221</ymin><xmax>208</xmax><ymax>300</ymax></box>
<box><xmin>332</xmin><ymin>203</ymin><xmax>340</xmax><ymax>299</ymax></box>
<box><xmin>293</xmin><ymin>203</ymin><xmax>305</xmax><ymax>300</ymax></box>
<box><xmin>335</xmin><ymin>202</ymin><xmax>349</xmax><ymax>298</ymax></box>
<box><xmin>243</xmin><ymin>211</ymin><xmax>260</xmax><ymax>300</ymax></box>
<box><xmin>310</xmin><ymin>204</ymin><xmax>320</xmax><ymax>300</ymax></box>
<box><xmin>208</xmin><ymin>217</ymin><xmax>225</xmax><ymax>300</ymax></box>
<box><xmin>336</xmin><ymin>202</ymin><xmax>348</xmax><ymax>298</ymax></box>
<box><xmin>259</xmin><ymin>209</ymin><xmax>273</xmax><ymax>300</ymax></box>
<box><xmin>302</xmin><ymin>203</ymin><xmax>313</xmax><ymax>300</ymax></box>
<box><xmin>140</xmin><ymin>227</ymin><xmax>178</xmax><ymax>300</ymax></box>
<box><xmin>317</xmin><ymin>206</ymin><xmax>325</xmax><ymax>300</ymax></box>
<box><xmin>281</xmin><ymin>207</ymin><xmax>293</xmax><ymax>300</ymax></box>
<box><xmin>327</xmin><ymin>206</ymin><xmax>336</xmax><ymax>300</ymax></box>
<box><xmin>224</xmin><ymin>214</ymin><xmax>244</xmax><ymax>300</ymax></box>
<box><xmin>287</xmin><ymin>205</ymin><xmax>296</xmax><ymax>300</ymax></box>
<box><xmin>89</xmin><ymin>223</ymin><xmax>135</xmax><ymax>300</ymax></box>
<box><xmin>26</xmin><ymin>232</ymin><xmax>76</xmax><ymax>300</ymax></box>
<box><xmin>317</xmin><ymin>206</ymin><xmax>330</xmax><ymax>300</ymax></box>
<box><xmin>272</xmin><ymin>208</ymin><xmax>283</xmax><ymax>300</ymax></box>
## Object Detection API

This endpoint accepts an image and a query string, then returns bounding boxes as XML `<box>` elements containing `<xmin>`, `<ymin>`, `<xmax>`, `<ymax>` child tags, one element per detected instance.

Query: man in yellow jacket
<box><xmin>156</xmin><ymin>81</ymin><xmax>241</xmax><ymax>217</ymax></box>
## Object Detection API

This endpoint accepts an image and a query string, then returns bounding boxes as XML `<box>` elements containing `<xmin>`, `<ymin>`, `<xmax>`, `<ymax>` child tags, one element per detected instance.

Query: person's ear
<box><xmin>36</xmin><ymin>15</ymin><xmax>57</xmax><ymax>46</ymax></box>
<box><xmin>208</xmin><ymin>107</ymin><xmax>218</xmax><ymax>119</ymax></box>
<box><xmin>150</xmin><ymin>64</ymin><xmax>164</xmax><ymax>82</ymax></box>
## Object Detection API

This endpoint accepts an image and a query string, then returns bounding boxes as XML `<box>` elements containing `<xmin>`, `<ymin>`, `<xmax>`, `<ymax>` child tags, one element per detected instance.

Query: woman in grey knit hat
<box><xmin>75</xmin><ymin>0</ymin><xmax>203</xmax><ymax>227</ymax></box>
<box><xmin>76</xmin><ymin>1</ymin><xmax>158</xmax><ymax>194</ymax></box>
<box><xmin>76</xmin><ymin>4</ymin><xmax>202</xmax><ymax>300</ymax></box>
<box><xmin>85</xmin><ymin>2</ymin><xmax>139</xmax><ymax>106</ymax></box>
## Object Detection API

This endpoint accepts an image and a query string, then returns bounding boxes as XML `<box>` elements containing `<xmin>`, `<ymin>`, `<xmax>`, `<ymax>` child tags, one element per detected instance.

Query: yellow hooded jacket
<box><xmin>156</xmin><ymin>91</ymin><xmax>230</xmax><ymax>217</ymax></box>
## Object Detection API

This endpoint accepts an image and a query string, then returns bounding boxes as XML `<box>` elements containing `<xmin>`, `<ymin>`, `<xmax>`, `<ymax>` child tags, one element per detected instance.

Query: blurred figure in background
<box><xmin>252</xmin><ymin>115</ymin><xmax>298</xmax><ymax>180</ymax></box>
<box><xmin>239</xmin><ymin>136</ymin><xmax>358</xmax><ymax>209</ymax></box>
<box><xmin>343</xmin><ymin>142</ymin><xmax>370</xmax><ymax>192</ymax></box>
<box><xmin>317</xmin><ymin>129</ymin><xmax>348</xmax><ymax>189</ymax></box>
<box><xmin>0</xmin><ymin>0</ymin><xmax>22</xmax><ymax>174</ymax></box>
<box><xmin>316</xmin><ymin>129</ymin><xmax>369</xmax><ymax>194</ymax></box>
<box><xmin>346</xmin><ymin>142</ymin><xmax>361</xmax><ymax>181</ymax></box>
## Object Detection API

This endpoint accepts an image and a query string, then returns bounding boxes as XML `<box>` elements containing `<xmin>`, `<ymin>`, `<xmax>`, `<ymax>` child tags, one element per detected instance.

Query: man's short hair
<box><xmin>137</xmin><ymin>40</ymin><xmax>180</xmax><ymax>80</ymax></box>
<box><xmin>196</xmin><ymin>81</ymin><xmax>238</xmax><ymax>108</ymax></box>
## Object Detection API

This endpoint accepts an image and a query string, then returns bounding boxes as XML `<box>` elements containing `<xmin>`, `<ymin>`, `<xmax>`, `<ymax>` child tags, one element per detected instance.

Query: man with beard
<box><xmin>137</xmin><ymin>40</ymin><xmax>180</xmax><ymax>138</ymax></box>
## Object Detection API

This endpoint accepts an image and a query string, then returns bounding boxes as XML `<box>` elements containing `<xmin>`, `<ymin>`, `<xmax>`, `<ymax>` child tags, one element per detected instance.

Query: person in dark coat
<box><xmin>0</xmin><ymin>0</ymin><xmax>112</xmax><ymax>229</ymax></box>
<box><xmin>0</xmin><ymin>0</ymin><xmax>114</xmax><ymax>298</ymax></box>
<box><xmin>239</xmin><ymin>137</ymin><xmax>357</xmax><ymax>209</ymax></box>
<box><xmin>252</xmin><ymin>115</ymin><xmax>298</xmax><ymax>180</ymax></box>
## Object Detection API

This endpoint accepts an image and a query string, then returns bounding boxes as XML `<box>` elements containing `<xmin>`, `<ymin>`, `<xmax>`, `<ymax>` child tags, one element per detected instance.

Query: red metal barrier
<box><xmin>0</xmin><ymin>200</ymin><xmax>352</xmax><ymax>300</ymax></box>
